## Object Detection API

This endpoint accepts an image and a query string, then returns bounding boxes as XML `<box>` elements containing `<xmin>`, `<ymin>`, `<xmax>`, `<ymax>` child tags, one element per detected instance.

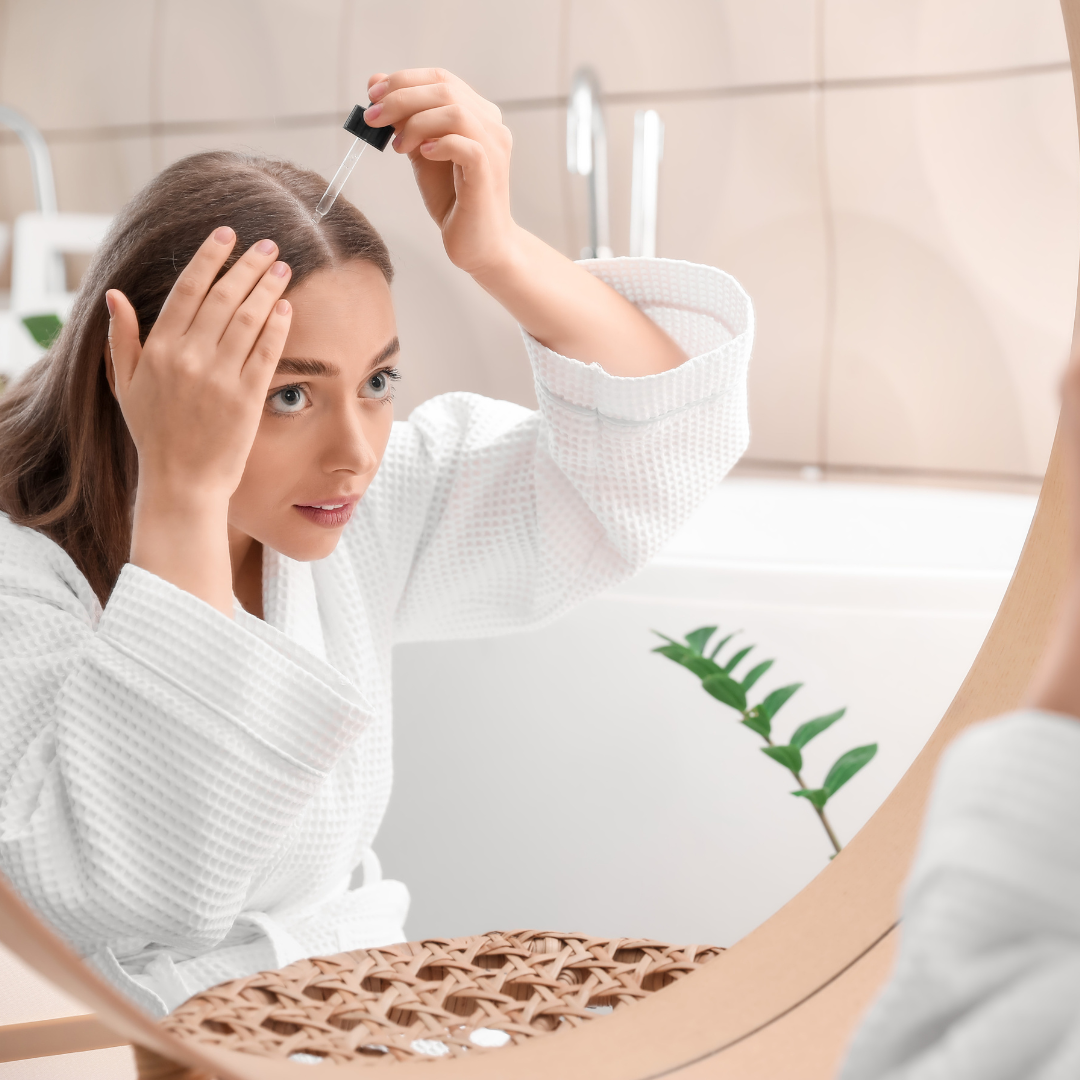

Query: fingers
<box><xmin>388</xmin><ymin>102</ymin><xmax>490</xmax><ymax>155</ymax></box>
<box><xmin>239</xmin><ymin>298</ymin><xmax>293</xmax><ymax>395</ymax></box>
<box><xmin>153</xmin><ymin>226</ymin><xmax>237</xmax><ymax>338</ymax></box>
<box><xmin>215</xmin><ymin>258</ymin><xmax>292</xmax><ymax>371</ymax></box>
<box><xmin>414</xmin><ymin>132</ymin><xmax>489</xmax><ymax>176</ymax></box>
<box><xmin>368</xmin><ymin>72</ymin><xmax>390</xmax><ymax>99</ymax></box>
<box><xmin>105</xmin><ymin>289</ymin><xmax>142</xmax><ymax>397</ymax></box>
<box><xmin>364</xmin><ymin>68</ymin><xmax>501</xmax><ymax>130</ymax></box>
<box><xmin>187</xmin><ymin>237</ymin><xmax>285</xmax><ymax>346</ymax></box>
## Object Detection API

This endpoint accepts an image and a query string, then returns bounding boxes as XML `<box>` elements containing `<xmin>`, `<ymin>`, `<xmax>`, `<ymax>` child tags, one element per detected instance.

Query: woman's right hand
<box><xmin>105</xmin><ymin>227</ymin><xmax>293</xmax><ymax>616</ymax></box>
<box><xmin>106</xmin><ymin>226</ymin><xmax>292</xmax><ymax>503</ymax></box>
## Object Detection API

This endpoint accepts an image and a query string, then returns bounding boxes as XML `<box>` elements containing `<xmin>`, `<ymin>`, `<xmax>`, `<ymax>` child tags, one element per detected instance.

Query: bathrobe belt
<box><xmin>89</xmin><ymin>859</ymin><xmax>410</xmax><ymax>1017</ymax></box>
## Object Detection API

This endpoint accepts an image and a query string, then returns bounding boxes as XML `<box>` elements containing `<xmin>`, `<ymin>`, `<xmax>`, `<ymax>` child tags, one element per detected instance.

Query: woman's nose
<box><xmin>320</xmin><ymin>404</ymin><xmax>380</xmax><ymax>475</ymax></box>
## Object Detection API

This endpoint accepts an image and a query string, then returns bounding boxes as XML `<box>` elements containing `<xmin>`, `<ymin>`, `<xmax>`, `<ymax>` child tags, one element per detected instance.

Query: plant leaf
<box><xmin>683</xmin><ymin>655</ymin><xmax>723</xmax><ymax>680</ymax></box>
<box><xmin>759</xmin><ymin>683</ymin><xmax>803</xmax><ymax>719</ymax></box>
<box><xmin>708</xmin><ymin>632</ymin><xmax>738</xmax><ymax>661</ymax></box>
<box><xmin>652</xmin><ymin>643</ymin><xmax>722</xmax><ymax>681</ymax></box>
<box><xmin>722</xmin><ymin>645</ymin><xmax>754</xmax><ymax>674</ymax></box>
<box><xmin>684</xmin><ymin>626</ymin><xmax>717</xmax><ymax>656</ymax></box>
<box><xmin>701</xmin><ymin>672</ymin><xmax>748</xmax><ymax>711</ymax></box>
<box><xmin>22</xmin><ymin>313</ymin><xmax>63</xmax><ymax>349</ymax></box>
<box><xmin>792</xmin><ymin>787</ymin><xmax>829</xmax><ymax>810</ymax></box>
<box><xmin>741</xmin><ymin>659</ymin><xmax>774</xmax><ymax>692</ymax></box>
<box><xmin>741</xmin><ymin>708</ymin><xmax>771</xmax><ymax>739</ymax></box>
<box><xmin>823</xmin><ymin>744</ymin><xmax>878</xmax><ymax>796</ymax></box>
<box><xmin>790</xmin><ymin>708</ymin><xmax>847</xmax><ymax>750</ymax></box>
<box><xmin>652</xmin><ymin>642</ymin><xmax>693</xmax><ymax>662</ymax></box>
<box><xmin>762</xmin><ymin>744</ymin><xmax>803</xmax><ymax>773</ymax></box>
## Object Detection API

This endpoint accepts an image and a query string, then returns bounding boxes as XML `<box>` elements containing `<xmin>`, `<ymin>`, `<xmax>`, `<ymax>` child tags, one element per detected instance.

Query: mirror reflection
<box><xmin>0</xmin><ymin>0</ymin><xmax>1073</xmax><ymax>1069</ymax></box>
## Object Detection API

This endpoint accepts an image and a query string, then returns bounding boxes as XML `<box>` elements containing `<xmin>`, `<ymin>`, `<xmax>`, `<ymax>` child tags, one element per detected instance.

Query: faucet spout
<box><xmin>566</xmin><ymin>68</ymin><xmax>612</xmax><ymax>259</ymax></box>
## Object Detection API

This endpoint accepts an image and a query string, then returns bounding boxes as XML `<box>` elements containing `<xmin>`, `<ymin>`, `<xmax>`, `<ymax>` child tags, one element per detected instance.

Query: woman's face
<box><xmin>227</xmin><ymin>259</ymin><xmax>399</xmax><ymax>561</ymax></box>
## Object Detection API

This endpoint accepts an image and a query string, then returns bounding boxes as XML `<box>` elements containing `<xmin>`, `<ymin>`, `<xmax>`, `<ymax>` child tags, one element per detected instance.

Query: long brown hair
<box><xmin>0</xmin><ymin>150</ymin><xmax>393</xmax><ymax>603</ymax></box>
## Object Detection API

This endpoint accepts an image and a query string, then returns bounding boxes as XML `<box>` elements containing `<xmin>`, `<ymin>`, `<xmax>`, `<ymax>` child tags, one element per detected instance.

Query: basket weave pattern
<box><xmin>159</xmin><ymin>930</ymin><xmax>724</xmax><ymax>1065</ymax></box>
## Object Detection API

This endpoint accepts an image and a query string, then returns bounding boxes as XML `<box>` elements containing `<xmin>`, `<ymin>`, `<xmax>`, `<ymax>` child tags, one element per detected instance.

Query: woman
<box><xmin>840</xmin><ymin>344</ymin><xmax>1080</xmax><ymax>1078</ymax></box>
<box><xmin>0</xmin><ymin>69</ymin><xmax>753</xmax><ymax>1015</ymax></box>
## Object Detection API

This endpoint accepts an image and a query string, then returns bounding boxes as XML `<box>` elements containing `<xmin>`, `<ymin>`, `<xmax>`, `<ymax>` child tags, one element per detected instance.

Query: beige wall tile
<box><xmin>339</xmin><ymin>0</ymin><xmax>562</xmax><ymax>108</ymax></box>
<box><xmin>824</xmin><ymin>0</ymin><xmax>1068</xmax><ymax>82</ymax></box>
<box><xmin>824</xmin><ymin>71</ymin><xmax>1078</xmax><ymax>475</ymax></box>
<box><xmin>0</xmin><ymin>0</ymin><xmax>156</xmax><ymax>129</ymax></box>
<box><xmin>505</xmin><ymin>107</ymin><xmax>575</xmax><ymax>259</ymax></box>
<box><xmin>0</xmin><ymin>135</ymin><xmax>151</xmax><ymax>239</ymax></box>
<box><xmin>156</xmin><ymin>0</ymin><xmax>342</xmax><ymax>123</ymax></box>
<box><xmin>564</xmin><ymin>0</ymin><xmax>817</xmax><ymax>95</ymax></box>
<box><xmin>48</xmin><ymin>138</ymin><xmax>157</xmax><ymax>216</ymax></box>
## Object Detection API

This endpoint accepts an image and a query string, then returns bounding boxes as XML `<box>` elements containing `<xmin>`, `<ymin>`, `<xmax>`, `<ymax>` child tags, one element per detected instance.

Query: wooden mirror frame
<box><xmin>1</xmin><ymin>3</ymin><xmax>1078</xmax><ymax>1075</ymax></box>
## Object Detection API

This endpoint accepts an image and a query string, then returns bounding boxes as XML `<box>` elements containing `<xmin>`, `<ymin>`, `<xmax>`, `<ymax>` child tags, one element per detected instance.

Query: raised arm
<box><xmin>362</xmin><ymin>68</ymin><xmax>687</xmax><ymax>377</ymax></box>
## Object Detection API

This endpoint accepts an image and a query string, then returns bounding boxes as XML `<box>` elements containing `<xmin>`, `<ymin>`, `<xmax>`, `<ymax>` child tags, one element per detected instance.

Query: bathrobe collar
<box><xmin>261</xmin><ymin>546</ymin><xmax>328</xmax><ymax>662</ymax></box>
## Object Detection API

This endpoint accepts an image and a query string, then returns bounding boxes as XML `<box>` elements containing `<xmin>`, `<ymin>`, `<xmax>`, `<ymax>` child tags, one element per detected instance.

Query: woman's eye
<box><xmin>268</xmin><ymin>385</ymin><xmax>309</xmax><ymax>413</ymax></box>
<box><xmin>361</xmin><ymin>367</ymin><xmax>399</xmax><ymax>401</ymax></box>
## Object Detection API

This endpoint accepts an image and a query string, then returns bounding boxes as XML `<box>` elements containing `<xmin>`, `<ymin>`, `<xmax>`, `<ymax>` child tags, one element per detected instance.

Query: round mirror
<box><xmin>0</xmin><ymin>3</ymin><xmax>1075</xmax><ymax>1077</ymax></box>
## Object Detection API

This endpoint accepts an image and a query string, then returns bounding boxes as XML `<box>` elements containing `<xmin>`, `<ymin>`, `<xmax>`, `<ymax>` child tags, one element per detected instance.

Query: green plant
<box><xmin>652</xmin><ymin>626</ymin><xmax>877</xmax><ymax>856</ymax></box>
<box><xmin>22</xmin><ymin>313</ymin><xmax>63</xmax><ymax>349</ymax></box>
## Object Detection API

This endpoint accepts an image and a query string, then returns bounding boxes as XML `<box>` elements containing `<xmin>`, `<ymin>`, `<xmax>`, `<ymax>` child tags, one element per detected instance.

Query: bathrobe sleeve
<box><xmin>358</xmin><ymin>257</ymin><xmax>753</xmax><ymax>643</ymax></box>
<box><xmin>0</xmin><ymin>521</ymin><xmax>372</xmax><ymax>958</ymax></box>
<box><xmin>840</xmin><ymin>710</ymin><xmax>1080</xmax><ymax>1080</ymax></box>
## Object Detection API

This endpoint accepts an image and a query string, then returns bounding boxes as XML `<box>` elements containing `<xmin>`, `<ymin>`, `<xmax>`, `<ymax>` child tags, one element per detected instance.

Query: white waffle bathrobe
<box><xmin>0</xmin><ymin>258</ymin><xmax>752</xmax><ymax>1016</ymax></box>
<box><xmin>841</xmin><ymin>710</ymin><xmax>1080</xmax><ymax>1079</ymax></box>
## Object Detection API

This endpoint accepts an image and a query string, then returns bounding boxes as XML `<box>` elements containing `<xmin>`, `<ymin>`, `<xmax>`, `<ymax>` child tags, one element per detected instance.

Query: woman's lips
<box><xmin>293</xmin><ymin>498</ymin><xmax>359</xmax><ymax>529</ymax></box>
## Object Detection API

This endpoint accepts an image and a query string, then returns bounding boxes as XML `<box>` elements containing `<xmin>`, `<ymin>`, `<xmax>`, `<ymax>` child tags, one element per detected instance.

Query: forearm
<box><xmin>1025</xmin><ymin>573</ymin><xmax>1080</xmax><ymax>718</ymax></box>
<box><xmin>472</xmin><ymin>226</ymin><xmax>687</xmax><ymax>377</ymax></box>
<box><xmin>130</xmin><ymin>485</ymin><xmax>235</xmax><ymax>618</ymax></box>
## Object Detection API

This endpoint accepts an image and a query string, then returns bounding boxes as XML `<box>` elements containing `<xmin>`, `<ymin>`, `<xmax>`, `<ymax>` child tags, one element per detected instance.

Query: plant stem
<box><xmin>792</xmin><ymin>768</ymin><xmax>843</xmax><ymax>855</ymax></box>
<box><xmin>758</xmin><ymin>727</ymin><xmax>843</xmax><ymax>856</ymax></box>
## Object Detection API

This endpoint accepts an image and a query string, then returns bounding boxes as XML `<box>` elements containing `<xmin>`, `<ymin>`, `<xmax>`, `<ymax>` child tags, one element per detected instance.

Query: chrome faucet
<box><xmin>0</xmin><ymin>106</ymin><xmax>57</xmax><ymax>215</ymax></box>
<box><xmin>566</xmin><ymin>68</ymin><xmax>612</xmax><ymax>259</ymax></box>
<box><xmin>0</xmin><ymin>106</ymin><xmax>64</xmax><ymax>295</ymax></box>
<box><xmin>630</xmin><ymin>110</ymin><xmax>664</xmax><ymax>258</ymax></box>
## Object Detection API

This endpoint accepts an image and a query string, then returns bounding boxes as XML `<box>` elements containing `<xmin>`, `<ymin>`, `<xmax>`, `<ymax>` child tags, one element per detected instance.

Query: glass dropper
<box><xmin>312</xmin><ymin>103</ymin><xmax>394</xmax><ymax>224</ymax></box>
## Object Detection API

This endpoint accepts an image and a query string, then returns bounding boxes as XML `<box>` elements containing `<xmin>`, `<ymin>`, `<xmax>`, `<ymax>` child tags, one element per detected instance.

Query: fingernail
<box><xmin>420</xmin><ymin>139</ymin><xmax>438</xmax><ymax>153</ymax></box>
<box><xmin>364</xmin><ymin>102</ymin><xmax>383</xmax><ymax>122</ymax></box>
<box><xmin>392</xmin><ymin>134</ymin><xmax>404</xmax><ymax>151</ymax></box>
<box><xmin>255</xmin><ymin>238</ymin><xmax>276</xmax><ymax>255</ymax></box>
<box><xmin>104</xmin><ymin>291</ymin><xmax>115</xmax><ymax>317</ymax></box>
<box><xmin>276</xmin><ymin>299</ymin><xmax>291</xmax><ymax>315</ymax></box>
<box><xmin>270</xmin><ymin>261</ymin><xmax>290</xmax><ymax>277</ymax></box>
<box><xmin>369</xmin><ymin>80</ymin><xmax>389</xmax><ymax>102</ymax></box>
<box><xmin>214</xmin><ymin>226</ymin><xmax>235</xmax><ymax>245</ymax></box>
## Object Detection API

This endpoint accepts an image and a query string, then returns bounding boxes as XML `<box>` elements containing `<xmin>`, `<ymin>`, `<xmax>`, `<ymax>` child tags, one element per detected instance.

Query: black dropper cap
<box><xmin>344</xmin><ymin>104</ymin><xmax>394</xmax><ymax>151</ymax></box>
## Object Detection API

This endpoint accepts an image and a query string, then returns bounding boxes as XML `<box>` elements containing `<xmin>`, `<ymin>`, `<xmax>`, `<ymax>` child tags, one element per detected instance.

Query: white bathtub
<box><xmin>378</xmin><ymin>479</ymin><xmax>1037</xmax><ymax>947</ymax></box>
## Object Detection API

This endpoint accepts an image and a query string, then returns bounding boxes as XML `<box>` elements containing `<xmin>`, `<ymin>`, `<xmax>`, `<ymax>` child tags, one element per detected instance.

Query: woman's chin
<box><xmin>260</xmin><ymin>524</ymin><xmax>345</xmax><ymax>563</ymax></box>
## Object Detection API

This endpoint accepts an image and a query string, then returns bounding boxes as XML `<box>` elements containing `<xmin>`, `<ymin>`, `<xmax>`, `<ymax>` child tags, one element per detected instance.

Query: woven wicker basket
<box><xmin>137</xmin><ymin>930</ymin><xmax>723</xmax><ymax>1074</ymax></box>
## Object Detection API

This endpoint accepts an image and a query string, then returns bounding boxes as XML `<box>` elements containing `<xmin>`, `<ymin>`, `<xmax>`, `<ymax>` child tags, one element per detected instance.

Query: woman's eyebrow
<box><xmin>275</xmin><ymin>339</ymin><xmax>399</xmax><ymax>379</ymax></box>
<box><xmin>368</xmin><ymin>337</ymin><xmax>400</xmax><ymax>371</ymax></box>
<box><xmin>275</xmin><ymin>357</ymin><xmax>340</xmax><ymax>378</ymax></box>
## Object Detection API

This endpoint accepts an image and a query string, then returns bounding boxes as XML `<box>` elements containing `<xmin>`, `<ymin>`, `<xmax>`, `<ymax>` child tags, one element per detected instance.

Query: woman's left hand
<box><xmin>364</xmin><ymin>69</ymin><xmax>516</xmax><ymax>277</ymax></box>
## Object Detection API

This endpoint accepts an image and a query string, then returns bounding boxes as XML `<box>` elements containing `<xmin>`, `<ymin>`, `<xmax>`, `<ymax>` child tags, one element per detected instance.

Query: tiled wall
<box><xmin>0</xmin><ymin>0</ymin><xmax>1075</xmax><ymax>482</ymax></box>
